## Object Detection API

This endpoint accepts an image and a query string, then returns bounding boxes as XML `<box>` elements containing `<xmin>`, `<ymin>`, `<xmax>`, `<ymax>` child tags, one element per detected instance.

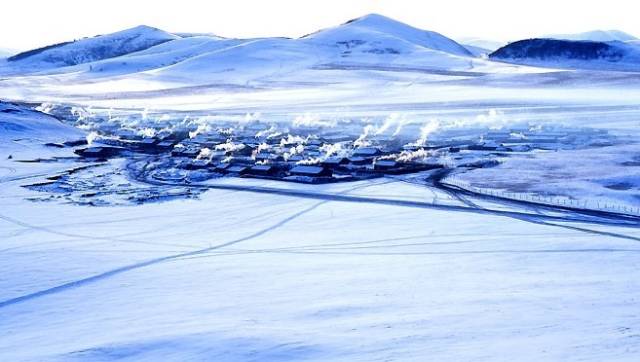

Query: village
<box><xmin>63</xmin><ymin>117</ymin><xmax>615</xmax><ymax>186</ymax></box>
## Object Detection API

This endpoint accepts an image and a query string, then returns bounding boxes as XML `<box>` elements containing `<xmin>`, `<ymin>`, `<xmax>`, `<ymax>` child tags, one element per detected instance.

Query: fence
<box><xmin>443</xmin><ymin>175</ymin><xmax>640</xmax><ymax>217</ymax></box>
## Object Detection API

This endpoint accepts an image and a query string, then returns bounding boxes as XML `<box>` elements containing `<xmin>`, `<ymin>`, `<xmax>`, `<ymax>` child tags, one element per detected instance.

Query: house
<box><xmin>63</xmin><ymin>139</ymin><xmax>88</xmax><ymax>147</ymax></box>
<box><xmin>75</xmin><ymin>146</ymin><xmax>126</xmax><ymax>159</ymax></box>
<box><xmin>322</xmin><ymin>157</ymin><xmax>349</xmax><ymax>167</ymax></box>
<box><xmin>140</xmin><ymin>138</ymin><xmax>158</xmax><ymax>147</ymax></box>
<box><xmin>289</xmin><ymin>165</ymin><xmax>332</xmax><ymax>177</ymax></box>
<box><xmin>322</xmin><ymin>135</ymin><xmax>351</xmax><ymax>143</ymax></box>
<box><xmin>186</xmin><ymin>159</ymin><xmax>211</xmax><ymax>170</ymax></box>
<box><xmin>172</xmin><ymin>147</ymin><xmax>200</xmax><ymax>158</ymax></box>
<box><xmin>467</xmin><ymin>144</ymin><xmax>497</xmax><ymax>151</ymax></box>
<box><xmin>249</xmin><ymin>165</ymin><xmax>278</xmax><ymax>176</ymax></box>
<box><xmin>231</xmin><ymin>144</ymin><xmax>255</xmax><ymax>157</ymax></box>
<box><xmin>215</xmin><ymin>163</ymin><xmax>231</xmax><ymax>172</ymax></box>
<box><xmin>157</xmin><ymin>140</ymin><xmax>176</xmax><ymax>150</ymax></box>
<box><xmin>373</xmin><ymin>160</ymin><xmax>397</xmax><ymax>170</ymax></box>
<box><xmin>287</xmin><ymin>155</ymin><xmax>304</xmax><ymax>163</ymax></box>
<box><xmin>352</xmin><ymin>147</ymin><xmax>382</xmax><ymax>157</ymax></box>
<box><xmin>226</xmin><ymin>165</ymin><xmax>249</xmax><ymax>175</ymax></box>
<box><xmin>348</xmin><ymin>156</ymin><xmax>370</xmax><ymax>166</ymax></box>
<box><xmin>255</xmin><ymin>152</ymin><xmax>284</xmax><ymax>163</ymax></box>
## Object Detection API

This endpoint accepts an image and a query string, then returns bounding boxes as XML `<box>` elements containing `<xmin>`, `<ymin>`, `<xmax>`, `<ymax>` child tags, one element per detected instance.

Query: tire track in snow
<box><xmin>0</xmin><ymin>199</ymin><xmax>327</xmax><ymax>309</ymax></box>
<box><xmin>0</xmin><ymin>213</ymin><xmax>202</xmax><ymax>249</ymax></box>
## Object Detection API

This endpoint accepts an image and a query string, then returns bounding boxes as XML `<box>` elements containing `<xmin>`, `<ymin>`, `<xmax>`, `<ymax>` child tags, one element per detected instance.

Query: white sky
<box><xmin>1</xmin><ymin>0</ymin><xmax>638</xmax><ymax>50</ymax></box>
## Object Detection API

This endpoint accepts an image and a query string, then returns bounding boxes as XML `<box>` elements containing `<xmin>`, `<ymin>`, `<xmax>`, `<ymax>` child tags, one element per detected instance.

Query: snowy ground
<box><xmin>2</xmin><ymin>128</ymin><xmax>640</xmax><ymax>361</ymax></box>
<box><xmin>450</xmin><ymin>144</ymin><xmax>640</xmax><ymax>212</ymax></box>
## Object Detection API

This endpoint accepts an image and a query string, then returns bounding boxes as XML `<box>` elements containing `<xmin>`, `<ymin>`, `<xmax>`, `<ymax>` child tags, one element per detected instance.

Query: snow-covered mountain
<box><xmin>0</xmin><ymin>14</ymin><xmax>481</xmax><ymax>82</ymax></box>
<box><xmin>461</xmin><ymin>44</ymin><xmax>492</xmax><ymax>57</ymax></box>
<box><xmin>70</xmin><ymin>36</ymin><xmax>246</xmax><ymax>76</ymax></box>
<box><xmin>544</xmin><ymin>30</ymin><xmax>637</xmax><ymax>42</ymax></box>
<box><xmin>148</xmin><ymin>37</ymin><xmax>325</xmax><ymax>83</ymax></box>
<box><xmin>457</xmin><ymin>37</ymin><xmax>505</xmax><ymax>56</ymax></box>
<box><xmin>146</xmin><ymin>14</ymin><xmax>483</xmax><ymax>84</ymax></box>
<box><xmin>0</xmin><ymin>47</ymin><xmax>18</xmax><ymax>59</ymax></box>
<box><xmin>303</xmin><ymin>14</ymin><xmax>472</xmax><ymax>57</ymax></box>
<box><xmin>490</xmin><ymin>38</ymin><xmax>640</xmax><ymax>71</ymax></box>
<box><xmin>4</xmin><ymin>25</ymin><xmax>179</xmax><ymax>73</ymax></box>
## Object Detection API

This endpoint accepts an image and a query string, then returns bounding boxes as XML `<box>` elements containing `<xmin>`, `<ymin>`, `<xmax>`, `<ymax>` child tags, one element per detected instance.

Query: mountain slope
<box><xmin>117</xmin><ymin>14</ymin><xmax>485</xmax><ymax>85</ymax></box>
<box><xmin>490</xmin><ymin>38</ymin><xmax>640</xmax><ymax>71</ymax></box>
<box><xmin>544</xmin><ymin>30</ymin><xmax>637</xmax><ymax>42</ymax></box>
<box><xmin>66</xmin><ymin>36</ymin><xmax>246</xmax><ymax>77</ymax></box>
<box><xmin>0</xmin><ymin>48</ymin><xmax>18</xmax><ymax>59</ymax></box>
<box><xmin>462</xmin><ymin>44</ymin><xmax>492</xmax><ymax>57</ymax></box>
<box><xmin>457</xmin><ymin>37</ymin><xmax>505</xmax><ymax>52</ymax></box>
<box><xmin>0</xmin><ymin>14</ymin><xmax>509</xmax><ymax>86</ymax></box>
<box><xmin>0</xmin><ymin>102</ymin><xmax>83</xmax><ymax>142</ymax></box>
<box><xmin>4</xmin><ymin>25</ymin><xmax>179</xmax><ymax>72</ymax></box>
<box><xmin>303</xmin><ymin>14</ymin><xmax>472</xmax><ymax>57</ymax></box>
<box><xmin>147</xmin><ymin>38</ymin><xmax>325</xmax><ymax>84</ymax></box>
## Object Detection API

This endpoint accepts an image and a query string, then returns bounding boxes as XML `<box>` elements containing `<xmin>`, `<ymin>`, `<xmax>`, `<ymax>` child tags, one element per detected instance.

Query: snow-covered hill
<box><xmin>147</xmin><ymin>37</ymin><xmax>325</xmax><ymax>83</ymax></box>
<box><xmin>65</xmin><ymin>36</ymin><xmax>246</xmax><ymax>77</ymax></box>
<box><xmin>54</xmin><ymin>13</ymin><xmax>489</xmax><ymax>85</ymax></box>
<box><xmin>0</xmin><ymin>14</ymin><xmax>486</xmax><ymax>83</ymax></box>
<box><xmin>0</xmin><ymin>48</ymin><xmax>17</xmax><ymax>59</ymax></box>
<box><xmin>490</xmin><ymin>38</ymin><xmax>640</xmax><ymax>71</ymax></box>
<box><xmin>0</xmin><ymin>102</ymin><xmax>83</xmax><ymax>142</ymax></box>
<box><xmin>304</xmin><ymin>14</ymin><xmax>472</xmax><ymax>57</ymax></box>
<box><xmin>3</xmin><ymin>25</ymin><xmax>179</xmax><ymax>73</ymax></box>
<box><xmin>544</xmin><ymin>30</ymin><xmax>637</xmax><ymax>42</ymax></box>
<box><xmin>457</xmin><ymin>37</ymin><xmax>505</xmax><ymax>55</ymax></box>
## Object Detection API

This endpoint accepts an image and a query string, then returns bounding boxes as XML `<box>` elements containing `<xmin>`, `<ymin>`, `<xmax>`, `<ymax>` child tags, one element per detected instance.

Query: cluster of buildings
<box><xmin>70</xmin><ymin>120</ymin><xmax>613</xmax><ymax>184</ymax></box>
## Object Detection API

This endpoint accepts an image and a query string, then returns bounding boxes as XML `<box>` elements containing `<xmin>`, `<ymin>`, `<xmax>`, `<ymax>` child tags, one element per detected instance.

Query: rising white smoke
<box><xmin>255</xmin><ymin>125</ymin><xmax>277</xmax><ymax>138</ymax></box>
<box><xmin>293</xmin><ymin>113</ymin><xmax>337</xmax><ymax>128</ymax></box>
<box><xmin>138</xmin><ymin>128</ymin><xmax>156</xmax><ymax>138</ymax></box>
<box><xmin>378</xmin><ymin>148</ymin><xmax>433</xmax><ymax>163</ymax></box>
<box><xmin>244</xmin><ymin>112</ymin><xmax>262</xmax><ymax>122</ymax></box>
<box><xmin>406</xmin><ymin>119</ymin><xmax>440</xmax><ymax>147</ymax></box>
<box><xmin>189</xmin><ymin>118</ymin><xmax>213</xmax><ymax>138</ymax></box>
<box><xmin>196</xmin><ymin>148</ymin><xmax>212</xmax><ymax>161</ymax></box>
<box><xmin>283</xmin><ymin>144</ymin><xmax>305</xmax><ymax>161</ymax></box>
<box><xmin>280</xmin><ymin>134</ymin><xmax>308</xmax><ymax>147</ymax></box>
<box><xmin>353</xmin><ymin>124</ymin><xmax>376</xmax><ymax>148</ymax></box>
<box><xmin>215</xmin><ymin>141</ymin><xmax>245</xmax><ymax>153</ymax></box>
<box><xmin>319</xmin><ymin>142</ymin><xmax>349</xmax><ymax>159</ymax></box>
<box><xmin>251</xmin><ymin>143</ymin><xmax>271</xmax><ymax>159</ymax></box>
<box><xmin>86</xmin><ymin>131</ymin><xmax>99</xmax><ymax>146</ymax></box>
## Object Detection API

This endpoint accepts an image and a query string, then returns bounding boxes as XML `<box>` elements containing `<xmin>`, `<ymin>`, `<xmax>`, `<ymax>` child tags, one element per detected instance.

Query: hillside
<box><xmin>544</xmin><ymin>30</ymin><xmax>637</xmax><ymax>42</ymax></box>
<box><xmin>303</xmin><ymin>14</ymin><xmax>472</xmax><ymax>57</ymax></box>
<box><xmin>70</xmin><ymin>36</ymin><xmax>246</xmax><ymax>76</ymax></box>
<box><xmin>0</xmin><ymin>48</ymin><xmax>17</xmax><ymax>58</ymax></box>
<box><xmin>4</xmin><ymin>25</ymin><xmax>179</xmax><ymax>72</ymax></box>
<box><xmin>0</xmin><ymin>14</ymin><xmax>486</xmax><ymax>81</ymax></box>
<box><xmin>490</xmin><ymin>38</ymin><xmax>640</xmax><ymax>71</ymax></box>
<box><xmin>0</xmin><ymin>102</ymin><xmax>83</xmax><ymax>142</ymax></box>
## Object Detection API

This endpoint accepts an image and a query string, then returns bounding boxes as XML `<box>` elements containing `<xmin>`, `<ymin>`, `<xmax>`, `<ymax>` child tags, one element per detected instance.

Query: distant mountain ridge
<box><xmin>3</xmin><ymin>16</ymin><xmax>640</xmax><ymax>79</ymax></box>
<box><xmin>6</xmin><ymin>25</ymin><xmax>179</xmax><ymax>70</ymax></box>
<box><xmin>544</xmin><ymin>30</ymin><xmax>637</xmax><ymax>42</ymax></box>
<box><xmin>0</xmin><ymin>47</ymin><xmax>18</xmax><ymax>58</ymax></box>
<box><xmin>490</xmin><ymin>38</ymin><xmax>640</xmax><ymax>71</ymax></box>
<box><xmin>0</xmin><ymin>13</ymin><xmax>483</xmax><ymax>81</ymax></box>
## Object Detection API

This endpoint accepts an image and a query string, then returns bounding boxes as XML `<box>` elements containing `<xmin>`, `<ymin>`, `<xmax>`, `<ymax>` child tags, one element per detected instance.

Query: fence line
<box><xmin>442</xmin><ymin>175</ymin><xmax>640</xmax><ymax>217</ymax></box>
